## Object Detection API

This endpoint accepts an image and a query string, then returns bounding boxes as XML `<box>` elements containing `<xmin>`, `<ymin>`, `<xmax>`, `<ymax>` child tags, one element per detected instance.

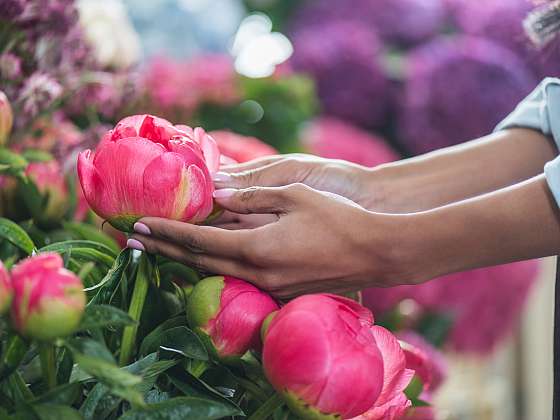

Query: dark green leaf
<box><xmin>139</xmin><ymin>316</ymin><xmax>186</xmax><ymax>357</ymax></box>
<box><xmin>66</xmin><ymin>338</ymin><xmax>115</xmax><ymax>364</ymax></box>
<box><xmin>79</xmin><ymin>305</ymin><xmax>136</xmax><ymax>330</ymax></box>
<box><xmin>62</xmin><ymin>222</ymin><xmax>120</xmax><ymax>254</ymax></box>
<box><xmin>159</xmin><ymin>262</ymin><xmax>199</xmax><ymax>285</ymax></box>
<box><xmin>0</xmin><ymin>148</ymin><xmax>28</xmax><ymax>176</ymax></box>
<box><xmin>30</xmin><ymin>383</ymin><xmax>81</xmax><ymax>406</ymax></box>
<box><xmin>0</xmin><ymin>217</ymin><xmax>36</xmax><ymax>255</ymax></box>
<box><xmin>39</xmin><ymin>240</ymin><xmax>117</xmax><ymax>258</ymax></box>
<box><xmin>119</xmin><ymin>396</ymin><xmax>240</xmax><ymax>420</ymax></box>
<box><xmin>30</xmin><ymin>403</ymin><xmax>83</xmax><ymax>420</ymax></box>
<box><xmin>142</xmin><ymin>326</ymin><xmax>207</xmax><ymax>361</ymax></box>
<box><xmin>89</xmin><ymin>248</ymin><xmax>131</xmax><ymax>306</ymax></box>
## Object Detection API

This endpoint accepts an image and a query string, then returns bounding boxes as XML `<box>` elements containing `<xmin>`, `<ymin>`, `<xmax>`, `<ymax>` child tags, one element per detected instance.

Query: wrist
<box><xmin>362</xmin><ymin>164</ymin><xmax>411</xmax><ymax>213</ymax></box>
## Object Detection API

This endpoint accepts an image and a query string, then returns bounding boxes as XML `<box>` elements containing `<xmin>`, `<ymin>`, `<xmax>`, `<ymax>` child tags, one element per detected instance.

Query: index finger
<box><xmin>135</xmin><ymin>217</ymin><xmax>250</xmax><ymax>258</ymax></box>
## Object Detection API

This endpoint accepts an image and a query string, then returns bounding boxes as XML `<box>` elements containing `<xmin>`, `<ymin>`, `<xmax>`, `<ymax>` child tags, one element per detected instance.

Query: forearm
<box><xmin>368</xmin><ymin>128</ymin><xmax>557</xmax><ymax>213</ymax></box>
<box><xmin>394</xmin><ymin>174</ymin><xmax>560</xmax><ymax>284</ymax></box>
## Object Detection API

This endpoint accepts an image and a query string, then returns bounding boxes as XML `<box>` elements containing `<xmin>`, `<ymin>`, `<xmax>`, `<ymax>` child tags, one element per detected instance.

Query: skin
<box><xmin>129</xmin><ymin>128</ymin><xmax>560</xmax><ymax>298</ymax></box>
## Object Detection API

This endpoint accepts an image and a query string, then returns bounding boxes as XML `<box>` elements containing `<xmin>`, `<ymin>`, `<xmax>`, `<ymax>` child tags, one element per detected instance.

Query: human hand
<box><xmin>128</xmin><ymin>184</ymin><xmax>412</xmax><ymax>298</ymax></box>
<box><xmin>209</xmin><ymin>154</ymin><xmax>383</xmax><ymax>229</ymax></box>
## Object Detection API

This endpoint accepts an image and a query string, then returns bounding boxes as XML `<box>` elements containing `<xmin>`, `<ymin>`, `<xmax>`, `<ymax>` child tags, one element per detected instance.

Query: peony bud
<box><xmin>209</xmin><ymin>130</ymin><xmax>277</xmax><ymax>163</ymax></box>
<box><xmin>186</xmin><ymin>276</ymin><xmax>278</xmax><ymax>360</ymax></box>
<box><xmin>262</xmin><ymin>294</ymin><xmax>413</xmax><ymax>420</ymax></box>
<box><xmin>78</xmin><ymin>114</ymin><xmax>220</xmax><ymax>231</ymax></box>
<box><xmin>25</xmin><ymin>160</ymin><xmax>69</xmax><ymax>225</ymax></box>
<box><xmin>0</xmin><ymin>91</ymin><xmax>13</xmax><ymax>147</ymax></box>
<box><xmin>11</xmin><ymin>253</ymin><xmax>85</xmax><ymax>341</ymax></box>
<box><xmin>0</xmin><ymin>261</ymin><xmax>12</xmax><ymax>315</ymax></box>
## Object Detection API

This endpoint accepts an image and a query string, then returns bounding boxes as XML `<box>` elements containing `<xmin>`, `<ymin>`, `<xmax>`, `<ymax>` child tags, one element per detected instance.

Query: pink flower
<box><xmin>302</xmin><ymin>117</ymin><xmax>399</xmax><ymax>166</ymax></box>
<box><xmin>209</xmin><ymin>130</ymin><xmax>277</xmax><ymax>164</ymax></box>
<box><xmin>186</xmin><ymin>276</ymin><xmax>279</xmax><ymax>360</ymax></box>
<box><xmin>0</xmin><ymin>261</ymin><xmax>13</xmax><ymax>315</ymax></box>
<box><xmin>26</xmin><ymin>160</ymin><xmax>69</xmax><ymax>225</ymax></box>
<box><xmin>11</xmin><ymin>253</ymin><xmax>85</xmax><ymax>341</ymax></box>
<box><xmin>77</xmin><ymin>114</ymin><xmax>220</xmax><ymax>231</ymax></box>
<box><xmin>363</xmin><ymin>261</ymin><xmax>539</xmax><ymax>354</ymax></box>
<box><xmin>262</xmin><ymin>294</ymin><xmax>413</xmax><ymax>419</ymax></box>
<box><xmin>0</xmin><ymin>90</ymin><xmax>13</xmax><ymax>147</ymax></box>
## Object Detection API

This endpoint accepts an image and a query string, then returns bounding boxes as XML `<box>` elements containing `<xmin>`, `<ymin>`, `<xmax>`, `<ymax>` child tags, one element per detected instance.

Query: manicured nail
<box><xmin>126</xmin><ymin>238</ymin><xmax>145</xmax><ymax>251</ymax></box>
<box><xmin>212</xmin><ymin>172</ymin><xmax>232</xmax><ymax>183</ymax></box>
<box><xmin>133</xmin><ymin>222</ymin><xmax>151</xmax><ymax>235</ymax></box>
<box><xmin>213</xmin><ymin>188</ymin><xmax>237</xmax><ymax>199</ymax></box>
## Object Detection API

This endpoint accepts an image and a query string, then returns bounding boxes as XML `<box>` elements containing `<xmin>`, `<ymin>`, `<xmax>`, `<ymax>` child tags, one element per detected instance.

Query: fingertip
<box><xmin>126</xmin><ymin>238</ymin><xmax>145</xmax><ymax>251</ymax></box>
<box><xmin>213</xmin><ymin>188</ymin><xmax>237</xmax><ymax>199</ymax></box>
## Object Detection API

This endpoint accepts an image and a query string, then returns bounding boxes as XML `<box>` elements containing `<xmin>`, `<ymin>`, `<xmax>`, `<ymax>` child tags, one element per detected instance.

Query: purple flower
<box><xmin>363</xmin><ymin>260</ymin><xmax>540</xmax><ymax>355</ymax></box>
<box><xmin>0</xmin><ymin>53</ymin><xmax>22</xmax><ymax>79</ymax></box>
<box><xmin>17</xmin><ymin>72</ymin><xmax>63</xmax><ymax>124</ymax></box>
<box><xmin>290</xmin><ymin>21</ymin><xmax>391</xmax><ymax>128</ymax></box>
<box><xmin>291</xmin><ymin>0</ymin><xmax>447</xmax><ymax>46</ymax></box>
<box><xmin>0</xmin><ymin>0</ymin><xmax>24</xmax><ymax>20</ymax></box>
<box><xmin>399</xmin><ymin>35</ymin><xmax>536</xmax><ymax>154</ymax></box>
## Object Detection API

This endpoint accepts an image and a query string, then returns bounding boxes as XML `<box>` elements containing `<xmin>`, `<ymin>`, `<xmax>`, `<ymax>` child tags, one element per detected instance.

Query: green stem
<box><xmin>248</xmin><ymin>393</ymin><xmax>284</xmax><ymax>420</ymax></box>
<box><xmin>119</xmin><ymin>252</ymin><xmax>151</xmax><ymax>366</ymax></box>
<box><xmin>39</xmin><ymin>343</ymin><xmax>56</xmax><ymax>390</ymax></box>
<box><xmin>235</xmin><ymin>376</ymin><xmax>269</xmax><ymax>404</ymax></box>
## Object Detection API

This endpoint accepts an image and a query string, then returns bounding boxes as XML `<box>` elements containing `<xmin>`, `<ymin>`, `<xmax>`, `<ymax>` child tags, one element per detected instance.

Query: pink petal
<box><xmin>194</xmin><ymin>127</ymin><xmax>220</xmax><ymax>173</ymax></box>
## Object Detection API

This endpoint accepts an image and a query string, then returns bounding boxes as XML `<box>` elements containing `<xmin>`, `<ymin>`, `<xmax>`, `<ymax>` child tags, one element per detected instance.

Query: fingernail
<box><xmin>213</xmin><ymin>188</ymin><xmax>237</xmax><ymax>199</ymax></box>
<box><xmin>133</xmin><ymin>222</ymin><xmax>151</xmax><ymax>235</ymax></box>
<box><xmin>212</xmin><ymin>172</ymin><xmax>232</xmax><ymax>183</ymax></box>
<box><xmin>126</xmin><ymin>238</ymin><xmax>145</xmax><ymax>251</ymax></box>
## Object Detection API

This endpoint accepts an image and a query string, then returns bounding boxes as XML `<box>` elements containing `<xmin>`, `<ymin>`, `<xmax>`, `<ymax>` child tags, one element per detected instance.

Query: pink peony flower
<box><xmin>0</xmin><ymin>261</ymin><xmax>13</xmax><ymax>315</ymax></box>
<box><xmin>0</xmin><ymin>90</ymin><xmax>13</xmax><ymax>147</ymax></box>
<box><xmin>11</xmin><ymin>253</ymin><xmax>85</xmax><ymax>341</ymax></box>
<box><xmin>77</xmin><ymin>114</ymin><xmax>220</xmax><ymax>231</ymax></box>
<box><xmin>302</xmin><ymin>117</ymin><xmax>399</xmax><ymax>166</ymax></box>
<box><xmin>262</xmin><ymin>294</ymin><xmax>413</xmax><ymax>419</ymax></box>
<box><xmin>26</xmin><ymin>160</ymin><xmax>69</xmax><ymax>225</ymax></box>
<box><xmin>186</xmin><ymin>275</ymin><xmax>279</xmax><ymax>360</ymax></box>
<box><xmin>363</xmin><ymin>261</ymin><xmax>539</xmax><ymax>354</ymax></box>
<box><xmin>209</xmin><ymin>130</ymin><xmax>277</xmax><ymax>164</ymax></box>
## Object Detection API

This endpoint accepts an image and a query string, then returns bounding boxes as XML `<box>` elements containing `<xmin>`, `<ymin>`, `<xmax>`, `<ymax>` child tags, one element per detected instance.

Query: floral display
<box><xmin>77</xmin><ymin>114</ymin><xmax>219</xmax><ymax>231</ymax></box>
<box><xmin>187</xmin><ymin>275</ymin><xmax>279</xmax><ymax>360</ymax></box>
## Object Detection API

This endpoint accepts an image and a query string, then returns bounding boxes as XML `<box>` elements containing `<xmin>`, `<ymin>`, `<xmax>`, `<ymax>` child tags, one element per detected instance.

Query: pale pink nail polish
<box><xmin>126</xmin><ymin>239</ymin><xmax>145</xmax><ymax>251</ymax></box>
<box><xmin>134</xmin><ymin>222</ymin><xmax>151</xmax><ymax>235</ymax></box>
<box><xmin>212</xmin><ymin>172</ymin><xmax>232</xmax><ymax>183</ymax></box>
<box><xmin>213</xmin><ymin>188</ymin><xmax>236</xmax><ymax>199</ymax></box>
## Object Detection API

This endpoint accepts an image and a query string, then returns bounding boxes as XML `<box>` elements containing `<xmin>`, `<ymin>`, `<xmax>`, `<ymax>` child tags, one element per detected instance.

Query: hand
<box><xmin>209</xmin><ymin>154</ymin><xmax>382</xmax><ymax>230</ymax></box>
<box><xmin>128</xmin><ymin>184</ymin><xmax>412</xmax><ymax>298</ymax></box>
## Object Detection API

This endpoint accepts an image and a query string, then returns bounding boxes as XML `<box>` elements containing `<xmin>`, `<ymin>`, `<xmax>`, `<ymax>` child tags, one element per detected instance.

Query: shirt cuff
<box><xmin>545</xmin><ymin>157</ymin><xmax>560</xmax><ymax>207</ymax></box>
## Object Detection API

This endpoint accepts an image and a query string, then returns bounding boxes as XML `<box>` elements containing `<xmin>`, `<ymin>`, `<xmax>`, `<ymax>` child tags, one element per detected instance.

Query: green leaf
<box><xmin>62</xmin><ymin>222</ymin><xmax>120</xmax><ymax>254</ymax></box>
<box><xmin>39</xmin><ymin>240</ymin><xmax>117</xmax><ymax>258</ymax></box>
<box><xmin>159</xmin><ymin>262</ymin><xmax>199</xmax><ymax>285</ymax></box>
<box><xmin>79</xmin><ymin>305</ymin><xmax>136</xmax><ymax>330</ymax></box>
<box><xmin>140</xmin><ymin>325</ymin><xmax>207</xmax><ymax>361</ymax></box>
<box><xmin>0</xmin><ymin>217</ymin><xmax>36</xmax><ymax>254</ymax></box>
<box><xmin>139</xmin><ymin>316</ymin><xmax>186</xmax><ymax>357</ymax></box>
<box><xmin>30</xmin><ymin>403</ymin><xmax>83</xmax><ymax>420</ymax></box>
<box><xmin>22</xmin><ymin>149</ymin><xmax>54</xmax><ymax>163</ymax></box>
<box><xmin>66</xmin><ymin>338</ymin><xmax>115</xmax><ymax>363</ymax></box>
<box><xmin>0</xmin><ymin>148</ymin><xmax>28</xmax><ymax>176</ymax></box>
<box><xmin>119</xmin><ymin>396</ymin><xmax>240</xmax><ymax>420</ymax></box>
<box><xmin>89</xmin><ymin>248</ymin><xmax>131</xmax><ymax>306</ymax></box>
<box><xmin>30</xmin><ymin>383</ymin><xmax>81</xmax><ymax>406</ymax></box>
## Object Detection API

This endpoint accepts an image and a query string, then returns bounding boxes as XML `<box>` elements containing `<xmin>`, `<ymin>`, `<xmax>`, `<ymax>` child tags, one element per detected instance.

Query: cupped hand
<box><xmin>209</xmin><ymin>154</ymin><xmax>382</xmax><ymax>229</ymax></box>
<box><xmin>128</xmin><ymin>184</ymin><xmax>410</xmax><ymax>298</ymax></box>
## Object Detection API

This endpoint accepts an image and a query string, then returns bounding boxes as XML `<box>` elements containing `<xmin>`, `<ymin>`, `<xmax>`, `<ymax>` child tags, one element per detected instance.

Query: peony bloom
<box><xmin>209</xmin><ymin>130</ymin><xmax>277</xmax><ymax>164</ymax></box>
<box><xmin>26</xmin><ymin>160</ymin><xmax>69</xmax><ymax>225</ymax></box>
<box><xmin>262</xmin><ymin>294</ymin><xmax>413</xmax><ymax>419</ymax></box>
<box><xmin>186</xmin><ymin>275</ymin><xmax>278</xmax><ymax>360</ymax></box>
<box><xmin>290</xmin><ymin>21</ymin><xmax>391</xmax><ymax>128</ymax></box>
<box><xmin>77</xmin><ymin>114</ymin><xmax>220</xmax><ymax>231</ymax></box>
<box><xmin>363</xmin><ymin>260</ymin><xmax>539</xmax><ymax>354</ymax></box>
<box><xmin>11</xmin><ymin>253</ymin><xmax>85</xmax><ymax>341</ymax></box>
<box><xmin>0</xmin><ymin>90</ymin><xmax>13</xmax><ymax>147</ymax></box>
<box><xmin>0</xmin><ymin>261</ymin><xmax>12</xmax><ymax>315</ymax></box>
<box><xmin>302</xmin><ymin>117</ymin><xmax>399</xmax><ymax>166</ymax></box>
<box><xmin>399</xmin><ymin>36</ymin><xmax>536</xmax><ymax>154</ymax></box>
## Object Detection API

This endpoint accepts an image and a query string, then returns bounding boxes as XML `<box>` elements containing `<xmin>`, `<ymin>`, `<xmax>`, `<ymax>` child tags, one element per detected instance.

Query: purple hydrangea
<box><xmin>290</xmin><ymin>21</ymin><xmax>392</xmax><ymax>128</ymax></box>
<box><xmin>291</xmin><ymin>0</ymin><xmax>447</xmax><ymax>46</ymax></box>
<box><xmin>363</xmin><ymin>260</ymin><xmax>540</xmax><ymax>355</ymax></box>
<box><xmin>399</xmin><ymin>35</ymin><xmax>537</xmax><ymax>154</ymax></box>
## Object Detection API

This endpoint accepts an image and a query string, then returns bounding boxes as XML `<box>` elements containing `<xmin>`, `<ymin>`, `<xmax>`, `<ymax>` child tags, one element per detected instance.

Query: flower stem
<box><xmin>119</xmin><ymin>252</ymin><xmax>151</xmax><ymax>366</ymax></box>
<box><xmin>247</xmin><ymin>393</ymin><xmax>284</xmax><ymax>420</ymax></box>
<box><xmin>0</xmin><ymin>334</ymin><xmax>27</xmax><ymax>380</ymax></box>
<box><xmin>38</xmin><ymin>343</ymin><xmax>56</xmax><ymax>390</ymax></box>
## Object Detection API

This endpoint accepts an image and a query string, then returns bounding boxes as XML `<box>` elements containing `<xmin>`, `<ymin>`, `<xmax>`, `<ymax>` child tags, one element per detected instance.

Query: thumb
<box><xmin>212</xmin><ymin>160</ymin><xmax>297</xmax><ymax>190</ymax></box>
<box><xmin>213</xmin><ymin>186</ymin><xmax>297</xmax><ymax>215</ymax></box>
